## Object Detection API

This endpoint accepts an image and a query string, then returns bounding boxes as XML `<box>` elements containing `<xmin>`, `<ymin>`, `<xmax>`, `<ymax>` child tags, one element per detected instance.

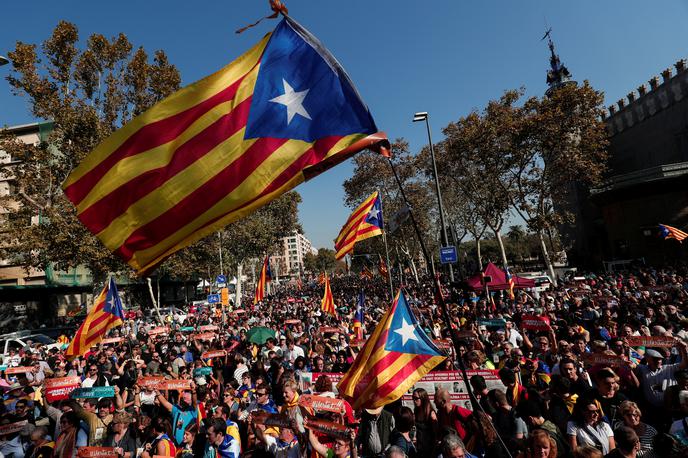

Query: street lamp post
<box><xmin>413</xmin><ymin>111</ymin><xmax>454</xmax><ymax>283</ymax></box>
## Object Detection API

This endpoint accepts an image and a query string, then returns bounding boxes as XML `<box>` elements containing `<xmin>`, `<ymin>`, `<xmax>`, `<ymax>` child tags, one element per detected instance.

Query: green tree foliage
<box><xmin>0</xmin><ymin>21</ymin><xmax>181</xmax><ymax>278</ymax></box>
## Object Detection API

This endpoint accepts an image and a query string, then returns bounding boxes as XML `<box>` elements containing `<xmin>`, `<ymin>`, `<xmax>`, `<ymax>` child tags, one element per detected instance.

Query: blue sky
<box><xmin>1</xmin><ymin>1</ymin><xmax>688</xmax><ymax>249</ymax></box>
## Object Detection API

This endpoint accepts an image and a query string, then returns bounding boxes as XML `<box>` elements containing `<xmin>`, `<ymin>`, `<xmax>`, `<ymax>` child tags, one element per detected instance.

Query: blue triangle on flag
<box><xmin>385</xmin><ymin>291</ymin><xmax>442</xmax><ymax>356</ymax></box>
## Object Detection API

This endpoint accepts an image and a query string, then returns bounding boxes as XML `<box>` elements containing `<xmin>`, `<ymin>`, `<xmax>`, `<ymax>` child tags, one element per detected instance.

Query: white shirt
<box><xmin>285</xmin><ymin>346</ymin><xmax>305</xmax><ymax>364</ymax></box>
<box><xmin>566</xmin><ymin>421</ymin><xmax>613</xmax><ymax>455</ymax></box>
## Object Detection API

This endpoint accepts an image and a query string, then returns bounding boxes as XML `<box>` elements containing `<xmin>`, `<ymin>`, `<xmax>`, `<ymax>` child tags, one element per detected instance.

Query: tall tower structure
<box><xmin>543</xmin><ymin>29</ymin><xmax>577</xmax><ymax>96</ymax></box>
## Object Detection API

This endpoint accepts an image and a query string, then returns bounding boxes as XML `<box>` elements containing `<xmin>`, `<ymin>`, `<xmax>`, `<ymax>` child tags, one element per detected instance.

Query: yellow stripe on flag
<box><xmin>64</xmin><ymin>34</ymin><xmax>271</xmax><ymax>187</ymax></box>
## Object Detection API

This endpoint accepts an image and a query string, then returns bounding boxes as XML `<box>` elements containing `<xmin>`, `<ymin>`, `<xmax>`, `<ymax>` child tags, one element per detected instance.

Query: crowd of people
<box><xmin>0</xmin><ymin>266</ymin><xmax>688</xmax><ymax>458</ymax></box>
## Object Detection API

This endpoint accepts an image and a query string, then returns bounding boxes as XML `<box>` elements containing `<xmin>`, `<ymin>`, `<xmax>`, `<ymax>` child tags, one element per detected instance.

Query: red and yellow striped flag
<box><xmin>65</xmin><ymin>278</ymin><xmax>124</xmax><ymax>358</ymax></box>
<box><xmin>254</xmin><ymin>256</ymin><xmax>271</xmax><ymax>304</ymax></box>
<box><xmin>334</xmin><ymin>192</ymin><xmax>383</xmax><ymax>260</ymax></box>
<box><xmin>337</xmin><ymin>290</ymin><xmax>445</xmax><ymax>409</ymax></box>
<box><xmin>62</xmin><ymin>16</ymin><xmax>389</xmax><ymax>275</ymax></box>
<box><xmin>321</xmin><ymin>274</ymin><xmax>336</xmax><ymax>316</ymax></box>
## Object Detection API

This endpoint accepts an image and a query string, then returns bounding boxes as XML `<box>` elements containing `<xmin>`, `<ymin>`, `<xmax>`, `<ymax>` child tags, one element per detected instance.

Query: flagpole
<box><xmin>386</xmin><ymin>158</ymin><xmax>513</xmax><ymax>458</ymax></box>
<box><xmin>378</xmin><ymin>189</ymin><xmax>395</xmax><ymax>299</ymax></box>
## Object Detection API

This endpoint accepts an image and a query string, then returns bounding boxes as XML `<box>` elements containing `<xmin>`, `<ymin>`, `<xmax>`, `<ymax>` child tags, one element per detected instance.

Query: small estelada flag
<box><xmin>321</xmin><ymin>274</ymin><xmax>336</xmax><ymax>316</ymax></box>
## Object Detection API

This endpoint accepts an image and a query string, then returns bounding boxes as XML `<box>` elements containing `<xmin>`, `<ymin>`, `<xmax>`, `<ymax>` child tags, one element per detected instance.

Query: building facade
<box><xmin>271</xmin><ymin>231</ymin><xmax>318</xmax><ymax>279</ymax></box>
<box><xmin>569</xmin><ymin>59</ymin><xmax>688</xmax><ymax>266</ymax></box>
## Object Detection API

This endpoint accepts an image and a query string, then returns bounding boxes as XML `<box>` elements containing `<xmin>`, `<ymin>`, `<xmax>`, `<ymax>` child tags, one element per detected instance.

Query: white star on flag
<box><xmin>394</xmin><ymin>318</ymin><xmax>419</xmax><ymax>345</ymax></box>
<box><xmin>367</xmin><ymin>207</ymin><xmax>379</xmax><ymax>220</ymax></box>
<box><xmin>270</xmin><ymin>79</ymin><xmax>311</xmax><ymax>125</ymax></box>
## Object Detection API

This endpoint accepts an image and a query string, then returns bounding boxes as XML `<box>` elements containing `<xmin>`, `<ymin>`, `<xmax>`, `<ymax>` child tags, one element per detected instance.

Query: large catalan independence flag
<box><xmin>337</xmin><ymin>290</ymin><xmax>445</xmax><ymax>409</ymax></box>
<box><xmin>334</xmin><ymin>191</ymin><xmax>383</xmax><ymax>260</ymax></box>
<box><xmin>65</xmin><ymin>277</ymin><xmax>124</xmax><ymax>357</ymax></box>
<box><xmin>62</xmin><ymin>16</ymin><xmax>389</xmax><ymax>274</ymax></box>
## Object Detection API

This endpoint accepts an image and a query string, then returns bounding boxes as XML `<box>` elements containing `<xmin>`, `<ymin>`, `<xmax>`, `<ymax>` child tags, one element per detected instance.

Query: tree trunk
<box><xmin>146</xmin><ymin>277</ymin><xmax>164</xmax><ymax>324</ymax></box>
<box><xmin>538</xmin><ymin>230</ymin><xmax>558</xmax><ymax>287</ymax></box>
<box><xmin>235</xmin><ymin>263</ymin><xmax>243</xmax><ymax>309</ymax></box>
<box><xmin>495</xmin><ymin>230</ymin><xmax>509</xmax><ymax>268</ymax></box>
<box><xmin>410</xmin><ymin>257</ymin><xmax>419</xmax><ymax>283</ymax></box>
<box><xmin>156</xmin><ymin>275</ymin><xmax>161</xmax><ymax>308</ymax></box>
<box><xmin>476</xmin><ymin>238</ymin><xmax>483</xmax><ymax>270</ymax></box>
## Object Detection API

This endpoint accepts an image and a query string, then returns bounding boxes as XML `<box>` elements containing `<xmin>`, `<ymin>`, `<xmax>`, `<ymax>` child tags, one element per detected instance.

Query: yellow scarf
<box><xmin>563</xmin><ymin>394</ymin><xmax>578</xmax><ymax>414</ymax></box>
<box><xmin>286</xmin><ymin>391</ymin><xmax>300</xmax><ymax>409</ymax></box>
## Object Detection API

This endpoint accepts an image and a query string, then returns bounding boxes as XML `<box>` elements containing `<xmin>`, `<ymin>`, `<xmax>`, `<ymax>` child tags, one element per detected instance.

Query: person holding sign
<box><xmin>252</xmin><ymin>415</ymin><xmax>301</xmax><ymax>458</ymax></box>
<box><xmin>635</xmin><ymin>340</ymin><xmax>688</xmax><ymax>411</ymax></box>
<box><xmin>307</xmin><ymin>424</ymin><xmax>357</xmax><ymax>458</ymax></box>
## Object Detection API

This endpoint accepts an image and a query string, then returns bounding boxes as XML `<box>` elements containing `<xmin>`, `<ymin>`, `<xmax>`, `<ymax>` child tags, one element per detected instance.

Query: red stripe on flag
<box><xmin>64</xmin><ymin>77</ymin><xmax>250</xmax><ymax>205</ymax></box>
<box><xmin>335</xmin><ymin>214</ymin><xmax>370</xmax><ymax>249</ymax></box>
<box><xmin>350</xmin><ymin>351</ymin><xmax>404</xmax><ymax>399</ymax></box>
<box><xmin>116</xmin><ymin>137</ymin><xmax>290</xmax><ymax>260</ymax></box>
<box><xmin>78</xmin><ymin>97</ymin><xmax>254</xmax><ymax>234</ymax></box>
<box><xmin>369</xmin><ymin>354</ymin><xmax>432</xmax><ymax>401</ymax></box>
<box><xmin>337</xmin><ymin>224</ymin><xmax>381</xmax><ymax>250</ymax></box>
<box><xmin>339</xmin><ymin>328</ymin><xmax>393</xmax><ymax>390</ymax></box>
<box><xmin>168</xmin><ymin>136</ymin><xmax>344</xmax><ymax>249</ymax></box>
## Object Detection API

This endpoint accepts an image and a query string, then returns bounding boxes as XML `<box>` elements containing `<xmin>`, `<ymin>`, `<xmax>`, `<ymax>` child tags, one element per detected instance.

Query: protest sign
<box><xmin>77</xmin><ymin>447</ymin><xmax>118</xmax><ymax>457</ymax></box>
<box><xmin>319</xmin><ymin>327</ymin><xmax>341</xmax><ymax>334</ymax></box>
<box><xmin>195</xmin><ymin>332</ymin><xmax>216</xmax><ymax>341</ymax></box>
<box><xmin>478</xmin><ymin>319</ymin><xmax>506</xmax><ymax>329</ymax></box>
<box><xmin>303</xmin><ymin>417</ymin><xmax>352</xmax><ymax>439</ymax></box>
<box><xmin>299</xmin><ymin>394</ymin><xmax>345</xmax><ymax>413</ymax></box>
<box><xmin>521</xmin><ymin>314</ymin><xmax>551</xmax><ymax>331</ymax></box>
<box><xmin>433</xmin><ymin>339</ymin><xmax>453</xmax><ymax>350</ymax></box>
<box><xmin>454</xmin><ymin>330</ymin><xmax>477</xmax><ymax>339</ymax></box>
<box><xmin>200</xmin><ymin>324</ymin><xmax>219</xmax><ymax>332</ymax></box>
<box><xmin>147</xmin><ymin>326</ymin><xmax>168</xmax><ymax>336</ymax></box>
<box><xmin>202</xmin><ymin>350</ymin><xmax>226</xmax><ymax>360</ymax></box>
<box><xmin>0</xmin><ymin>420</ymin><xmax>27</xmax><ymax>436</ymax></box>
<box><xmin>158</xmin><ymin>380</ymin><xmax>192</xmax><ymax>391</ymax></box>
<box><xmin>581</xmin><ymin>353</ymin><xmax>629</xmax><ymax>367</ymax></box>
<box><xmin>180</xmin><ymin>326</ymin><xmax>195</xmax><ymax>332</ymax></box>
<box><xmin>101</xmin><ymin>337</ymin><xmax>123</xmax><ymax>345</ymax></box>
<box><xmin>299</xmin><ymin>370</ymin><xmax>504</xmax><ymax>411</ymax></box>
<box><xmin>251</xmin><ymin>412</ymin><xmax>292</xmax><ymax>428</ymax></box>
<box><xmin>71</xmin><ymin>386</ymin><xmax>115</xmax><ymax>399</ymax></box>
<box><xmin>285</xmin><ymin>319</ymin><xmax>301</xmax><ymax>325</ymax></box>
<box><xmin>6</xmin><ymin>366</ymin><xmax>32</xmax><ymax>375</ymax></box>
<box><xmin>193</xmin><ymin>367</ymin><xmax>213</xmax><ymax>377</ymax></box>
<box><xmin>45</xmin><ymin>376</ymin><xmax>81</xmax><ymax>402</ymax></box>
<box><xmin>138</xmin><ymin>376</ymin><xmax>165</xmax><ymax>389</ymax></box>
<box><xmin>625</xmin><ymin>336</ymin><xmax>675</xmax><ymax>348</ymax></box>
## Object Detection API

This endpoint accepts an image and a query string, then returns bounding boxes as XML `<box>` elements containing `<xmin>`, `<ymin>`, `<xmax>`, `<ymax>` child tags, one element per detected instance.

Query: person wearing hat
<box><xmin>635</xmin><ymin>339</ymin><xmax>688</xmax><ymax>410</ymax></box>
<box><xmin>103</xmin><ymin>411</ymin><xmax>136</xmax><ymax>458</ymax></box>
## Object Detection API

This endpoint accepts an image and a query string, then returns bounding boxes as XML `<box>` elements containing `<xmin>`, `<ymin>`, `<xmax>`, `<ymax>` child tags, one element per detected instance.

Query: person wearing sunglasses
<box><xmin>566</xmin><ymin>398</ymin><xmax>616</xmax><ymax>454</ymax></box>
